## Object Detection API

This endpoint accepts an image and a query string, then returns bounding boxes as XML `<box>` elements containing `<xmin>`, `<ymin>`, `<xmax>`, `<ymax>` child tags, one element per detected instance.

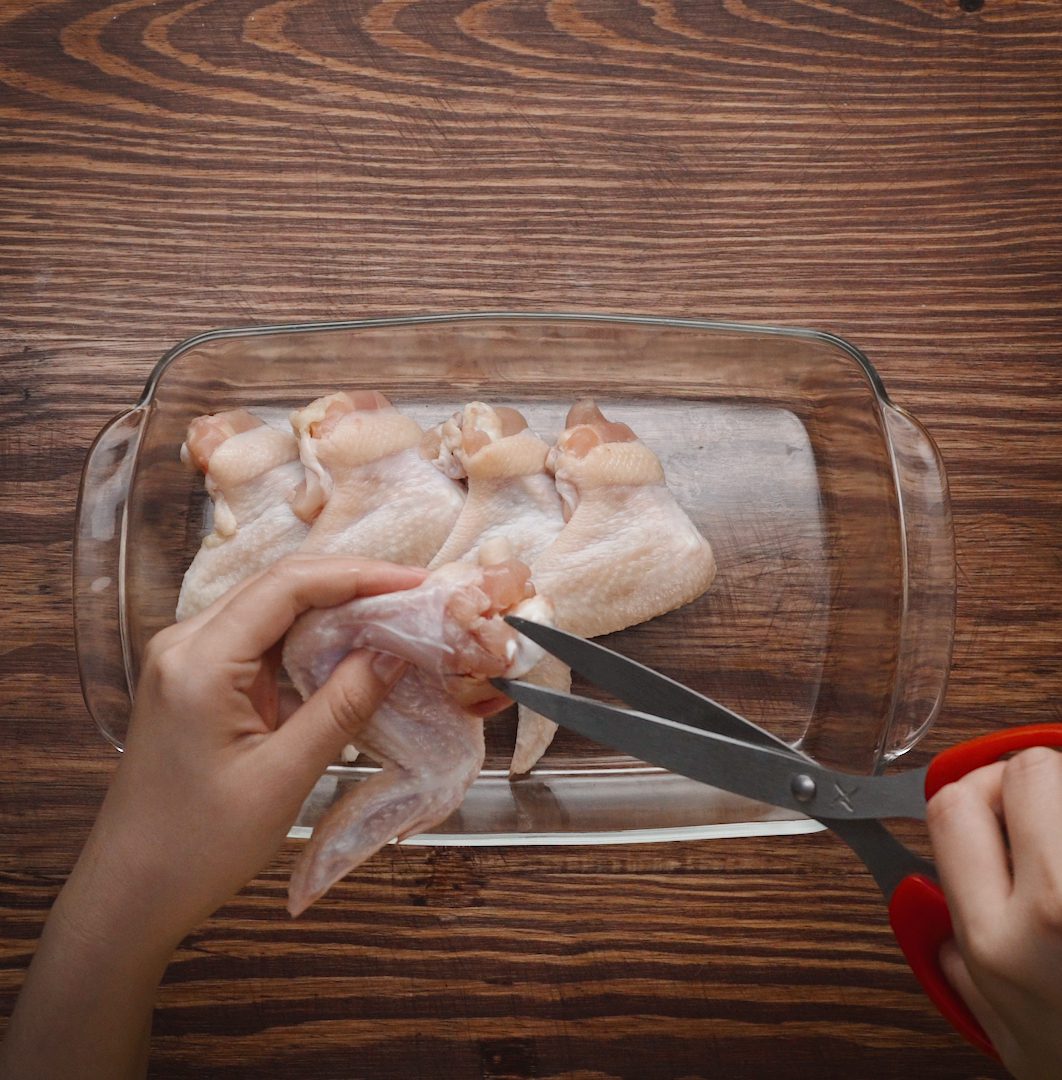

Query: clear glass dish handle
<box><xmin>881</xmin><ymin>403</ymin><xmax>956</xmax><ymax>763</ymax></box>
<box><xmin>73</xmin><ymin>407</ymin><xmax>146</xmax><ymax>751</ymax></box>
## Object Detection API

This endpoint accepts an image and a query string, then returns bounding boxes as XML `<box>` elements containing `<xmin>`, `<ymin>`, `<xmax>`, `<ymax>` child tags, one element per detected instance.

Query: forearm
<box><xmin>1</xmin><ymin>839</ymin><xmax>178</xmax><ymax>1080</ymax></box>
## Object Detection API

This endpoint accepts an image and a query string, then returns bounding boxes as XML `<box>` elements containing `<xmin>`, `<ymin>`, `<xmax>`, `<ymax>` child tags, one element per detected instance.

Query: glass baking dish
<box><xmin>74</xmin><ymin>313</ymin><xmax>954</xmax><ymax>844</ymax></box>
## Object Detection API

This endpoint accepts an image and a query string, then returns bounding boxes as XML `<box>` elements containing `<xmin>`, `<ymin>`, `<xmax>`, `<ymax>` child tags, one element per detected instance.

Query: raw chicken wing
<box><xmin>535</xmin><ymin>399</ymin><xmax>715</xmax><ymax>633</ymax></box>
<box><xmin>292</xmin><ymin>390</ymin><xmax>464</xmax><ymax>565</ymax></box>
<box><xmin>423</xmin><ymin>402</ymin><xmax>565</xmax><ymax>567</ymax></box>
<box><xmin>422</xmin><ymin>403</ymin><xmax>571</xmax><ymax>774</ymax></box>
<box><xmin>511</xmin><ymin>400</ymin><xmax>717</xmax><ymax>773</ymax></box>
<box><xmin>176</xmin><ymin>410</ymin><xmax>309</xmax><ymax>620</ymax></box>
<box><xmin>284</xmin><ymin>391</ymin><xmax>467</xmax><ymax>760</ymax></box>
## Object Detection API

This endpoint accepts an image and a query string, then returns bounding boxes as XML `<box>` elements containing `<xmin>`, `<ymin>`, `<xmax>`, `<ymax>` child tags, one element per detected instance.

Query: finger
<box><xmin>169</xmin><ymin>555</ymin><xmax>426</xmax><ymax>645</ymax></box>
<box><xmin>163</xmin><ymin>562</ymin><xmax>277</xmax><ymax>644</ymax></box>
<box><xmin>277</xmin><ymin>684</ymin><xmax>304</xmax><ymax>725</ymax></box>
<box><xmin>1000</xmin><ymin>747</ymin><xmax>1062</xmax><ymax>896</ymax></box>
<box><xmin>246</xmin><ymin>642</ymin><xmax>283</xmax><ymax>729</ymax></box>
<box><xmin>191</xmin><ymin>556</ymin><xmax>427</xmax><ymax>662</ymax></box>
<box><xmin>926</xmin><ymin>760</ymin><xmax>1012</xmax><ymax>937</ymax></box>
<box><xmin>261</xmin><ymin>650</ymin><xmax>407</xmax><ymax>784</ymax></box>
<box><xmin>939</xmin><ymin>939</ymin><xmax>1008</xmax><ymax>1044</ymax></box>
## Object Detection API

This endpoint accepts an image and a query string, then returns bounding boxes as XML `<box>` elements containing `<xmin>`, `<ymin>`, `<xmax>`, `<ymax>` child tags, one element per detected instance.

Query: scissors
<box><xmin>494</xmin><ymin>616</ymin><xmax>1062</xmax><ymax>1060</ymax></box>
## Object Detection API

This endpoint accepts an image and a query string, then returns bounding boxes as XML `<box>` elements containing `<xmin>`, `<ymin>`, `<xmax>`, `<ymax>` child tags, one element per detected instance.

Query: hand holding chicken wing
<box><xmin>283</xmin><ymin>541</ymin><xmax>550</xmax><ymax>708</ymax></box>
<box><xmin>285</xmin><ymin>544</ymin><xmax>553</xmax><ymax>914</ymax></box>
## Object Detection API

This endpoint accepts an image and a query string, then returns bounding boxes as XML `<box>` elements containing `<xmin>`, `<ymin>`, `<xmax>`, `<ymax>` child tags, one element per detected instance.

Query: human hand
<box><xmin>927</xmin><ymin>747</ymin><xmax>1062</xmax><ymax>1079</ymax></box>
<box><xmin>67</xmin><ymin>555</ymin><xmax>426</xmax><ymax>955</ymax></box>
<box><xmin>1</xmin><ymin>556</ymin><xmax>427</xmax><ymax>1080</ymax></box>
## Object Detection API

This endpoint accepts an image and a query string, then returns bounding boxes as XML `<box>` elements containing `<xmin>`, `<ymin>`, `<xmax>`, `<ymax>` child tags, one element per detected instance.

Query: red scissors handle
<box><xmin>926</xmin><ymin>722</ymin><xmax>1062</xmax><ymax>798</ymax></box>
<box><xmin>889</xmin><ymin>875</ymin><xmax>996</xmax><ymax>1058</ymax></box>
<box><xmin>889</xmin><ymin>722</ymin><xmax>1062</xmax><ymax>1059</ymax></box>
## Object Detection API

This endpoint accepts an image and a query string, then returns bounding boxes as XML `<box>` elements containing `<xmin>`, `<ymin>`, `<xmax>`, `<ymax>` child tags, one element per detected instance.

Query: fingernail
<box><xmin>370</xmin><ymin>652</ymin><xmax>406</xmax><ymax>685</ymax></box>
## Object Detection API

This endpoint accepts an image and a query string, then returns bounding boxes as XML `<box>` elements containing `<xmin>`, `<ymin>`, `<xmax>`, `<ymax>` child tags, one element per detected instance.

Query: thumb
<box><xmin>263</xmin><ymin>649</ymin><xmax>407</xmax><ymax>787</ymax></box>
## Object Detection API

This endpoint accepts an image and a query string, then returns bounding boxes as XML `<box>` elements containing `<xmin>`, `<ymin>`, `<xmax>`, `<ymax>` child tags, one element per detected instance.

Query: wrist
<box><xmin>2</xmin><ymin>837</ymin><xmax>173</xmax><ymax>1080</ymax></box>
<box><xmin>54</xmin><ymin>827</ymin><xmax>187</xmax><ymax>979</ymax></box>
<box><xmin>45</xmin><ymin>892</ymin><xmax>173</xmax><ymax>990</ymax></box>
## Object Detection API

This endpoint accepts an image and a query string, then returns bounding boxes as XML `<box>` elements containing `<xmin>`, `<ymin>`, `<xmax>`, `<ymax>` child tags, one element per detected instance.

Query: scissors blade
<box><xmin>493</xmin><ymin>679</ymin><xmax>928</xmax><ymax>821</ymax></box>
<box><xmin>500</xmin><ymin>622</ymin><xmax>936</xmax><ymax>899</ymax></box>
<box><xmin>505</xmin><ymin>616</ymin><xmax>806</xmax><ymax>759</ymax></box>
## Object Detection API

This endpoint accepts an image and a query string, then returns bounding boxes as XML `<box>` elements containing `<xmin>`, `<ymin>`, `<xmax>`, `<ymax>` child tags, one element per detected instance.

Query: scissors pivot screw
<box><xmin>790</xmin><ymin>774</ymin><xmax>818</xmax><ymax>804</ymax></box>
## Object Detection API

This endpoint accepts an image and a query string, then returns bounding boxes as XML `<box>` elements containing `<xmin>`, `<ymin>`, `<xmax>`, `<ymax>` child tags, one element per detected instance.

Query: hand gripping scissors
<box><xmin>494</xmin><ymin>616</ymin><xmax>1062</xmax><ymax>1060</ymax></box>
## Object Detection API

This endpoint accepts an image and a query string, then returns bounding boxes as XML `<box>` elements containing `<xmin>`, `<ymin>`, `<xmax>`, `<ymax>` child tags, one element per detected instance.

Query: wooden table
<box><xmin>2</xmin><ymin>2</ymin><xmax>1060</xmax><ymax>1077</ymax></box>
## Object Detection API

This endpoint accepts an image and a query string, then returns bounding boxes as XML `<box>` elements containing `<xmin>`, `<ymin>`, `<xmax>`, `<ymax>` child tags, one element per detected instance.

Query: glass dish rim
<box><xmin>133</xmin><ymin>310</ymin><xmax>895</xmax><ymax>409</ymax></box>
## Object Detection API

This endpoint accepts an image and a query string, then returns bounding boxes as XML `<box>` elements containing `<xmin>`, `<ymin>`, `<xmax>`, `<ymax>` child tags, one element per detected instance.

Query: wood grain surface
<box><xmin>2</xmin><ymin>1</ymin><xmax>1060</xmax><ymax>1077</ymax></box>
